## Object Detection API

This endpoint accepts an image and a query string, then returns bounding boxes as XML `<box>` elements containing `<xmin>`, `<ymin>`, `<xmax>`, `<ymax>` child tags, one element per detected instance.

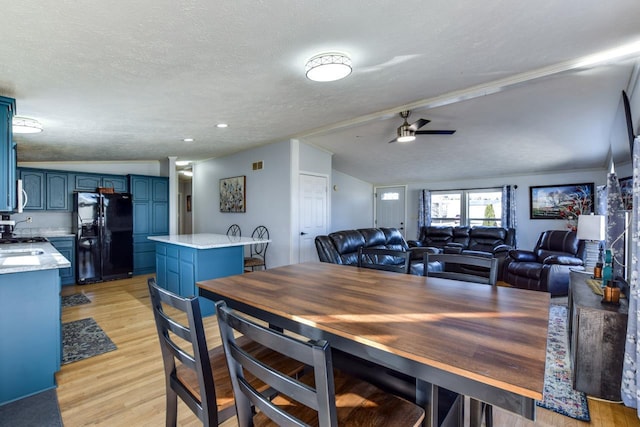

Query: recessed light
<box><xmin>216</xmin><ymin>123</ymin><xmax>228</xmax><ymax>128</ymax></box>
<box><xmin>183</xmin><ymin>138</ymin><xmax>194</xmax><ymax>142</ymax></box>
<box><xmin>175</xmin><ymin>160</ymin><xmax>191</xmax><ymax>166</ymax></box>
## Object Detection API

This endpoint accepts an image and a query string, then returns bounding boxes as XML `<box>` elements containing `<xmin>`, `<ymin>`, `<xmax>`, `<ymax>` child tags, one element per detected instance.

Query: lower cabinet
<box><xmin>569</xmin><ymin>270</ymin><xmax>628</xmax><ymax>401</ymax></box>
<box><xmin>48</xmin><ymin>236</ymin><xmax>76</xmax><ymax>285</ymax></box>
<box><xmin>0</xmin><ymin>269</ymin><xmax>61</xmax><ymax>404</ymax></box>
<box><xmin>154</xmin><ymin>242</ymin><xmax>244</xmax><ymax>316</ymax></box>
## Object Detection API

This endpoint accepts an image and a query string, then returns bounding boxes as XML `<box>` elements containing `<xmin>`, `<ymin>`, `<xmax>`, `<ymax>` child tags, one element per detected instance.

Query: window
<box><xmin>431</xmin><ymin>189</ymin><xmax>502</xmax><ymax>227</ymax></box>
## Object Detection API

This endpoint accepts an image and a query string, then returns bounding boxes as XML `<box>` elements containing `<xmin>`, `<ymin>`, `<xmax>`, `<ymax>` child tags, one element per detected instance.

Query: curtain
<box><xmin>502</xmin><ymin>185</ymin><xmax>517</xmax><ymax>246</ymax></box>
<box><xmin>622</xmin><ymin>137</ymin><xmax>639</xmax><ymax>412</ymax></box>
<box><xmin>596</xmin><ymin>185</ymin><xmax>607</xmax><ymax>215</ymax></box>
<box><xmin>607</xmin><ymin>172</ymin><xmax>626</xmax><ymax>281</ymax></box>
<box><xmin>417</xmin><ymin>189</ymin><xmax>431</xmax><ymax>238</ymax></box>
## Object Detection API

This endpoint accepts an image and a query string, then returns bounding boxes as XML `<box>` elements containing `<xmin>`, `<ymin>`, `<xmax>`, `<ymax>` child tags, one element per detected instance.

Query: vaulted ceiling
<box><xmin>2</xmin><ymin>1</ymin><xmax>639</xmax><ymax>184</ymax></box>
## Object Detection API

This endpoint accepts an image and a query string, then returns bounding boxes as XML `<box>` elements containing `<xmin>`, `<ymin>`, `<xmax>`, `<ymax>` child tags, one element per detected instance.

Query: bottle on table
<box><xmin>593</xmin><ymin>245</ymin><xmax>603</xmax><ymax>279</ymax></box>
<box><xmin>601</xmin><ymin>249</ymin><xmax>612</xmax><ymax>288</ymax></box>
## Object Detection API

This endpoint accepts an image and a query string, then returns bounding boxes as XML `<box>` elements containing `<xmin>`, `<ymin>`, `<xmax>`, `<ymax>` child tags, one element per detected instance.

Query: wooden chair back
<box><xmin>148</xmin><ymin>278</ymin><xmax>223</xmax><ymax>426</ymax></box>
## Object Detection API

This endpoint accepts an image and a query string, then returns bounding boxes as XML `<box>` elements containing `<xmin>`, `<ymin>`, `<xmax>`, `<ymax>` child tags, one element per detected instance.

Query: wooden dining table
<box><xmin>197</xmin><ymin>262</ymin><xmax>550</xmax><ymax>426</ymax></box>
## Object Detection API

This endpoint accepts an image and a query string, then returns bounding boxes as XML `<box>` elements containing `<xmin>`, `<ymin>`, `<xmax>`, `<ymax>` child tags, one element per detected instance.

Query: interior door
<box><xmin>299</xmin><ymin>174</ymin><xmax>327</xmax><ymax>263</ymax></box>
<box><xmin>375</xmin><ymin>185</ymin><xmax>406</xmax><ymax>236</ymax></box>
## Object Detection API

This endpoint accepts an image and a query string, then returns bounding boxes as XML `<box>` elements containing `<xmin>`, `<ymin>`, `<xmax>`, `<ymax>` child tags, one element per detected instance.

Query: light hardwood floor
<box><xmin>57</xmin><ymin>274</ymin><xmax>639</xmax><ymax>426</ymax></box>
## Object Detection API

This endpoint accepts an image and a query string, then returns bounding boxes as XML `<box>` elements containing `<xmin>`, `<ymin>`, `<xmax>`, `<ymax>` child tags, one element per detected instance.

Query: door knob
<box><xmin>300</xmin><ymin>232</ymin><xmax>308</xmax><ymax>236</ymax></box>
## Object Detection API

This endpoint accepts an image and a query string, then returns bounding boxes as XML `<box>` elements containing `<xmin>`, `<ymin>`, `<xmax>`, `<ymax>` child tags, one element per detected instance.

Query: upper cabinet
<box><xmin>0</xmin><ymin>96</ymin><xmax>16</xmax><ymax>212</ymax></box>
<box><xmin>74</xmin><ymin>173</ymin><xmax>128</xmax><ymax>192</ymax></box>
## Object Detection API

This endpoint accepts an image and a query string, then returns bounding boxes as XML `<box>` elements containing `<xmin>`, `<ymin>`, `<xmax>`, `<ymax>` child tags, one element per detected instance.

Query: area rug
<box><xmin>536</xmin><ymin>304</ymin><xmax>590</xmax><ymax>421</ymax></box>
<box><xmin>61</xmin><ymin>293</ymin><xmax>91</xmax><ymax>308</ymax></box>
<box><xmin>62</xmin><ymin>317</ymin><xmax>117</xmax><ymax>364</ymax></box>
<box><xmin>0</xmin><ymin>389</ymin><xmax>63</xmax><ymax>427</ymax></box>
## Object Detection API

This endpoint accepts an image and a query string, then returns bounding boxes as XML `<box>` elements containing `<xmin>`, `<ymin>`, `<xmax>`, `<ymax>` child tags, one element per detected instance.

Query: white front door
<box><xmin>299</xmin><ymin>174</ymin><xmax>328</xmax><ymax>263</ymax></box>
<box><xmin>375</xmin><ymin>185</ymin><xmax>407</xmax><ymax>236</ymax></box>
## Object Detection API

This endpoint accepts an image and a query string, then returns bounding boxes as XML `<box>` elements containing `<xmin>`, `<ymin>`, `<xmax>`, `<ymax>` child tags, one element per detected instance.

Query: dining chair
<box><xmin>423</xmin><ymin>253</ymin><xmax>498</xmax><ymax>286</ymax></box>
<box><xmin>244</xmin><ymin>225</ymin><xmax>269</xmax><ymax>271</ymax></box>
<box><xmin>226</xmin><ymin>224</ymin><xmax>241</xmax><ymax>238</ymax></box>
<box><xmin>422</xmin><ymin>253</ymin><xmax>497</xmax><ymax>426</ymax></box>
<box><xmin>147</xmin><ymin>278</ymin><xmax>304</xmax><ymax>427</ymax></box>
<box><xmin>215</xmin><ymin>300</ymin><xmax>425</xmax><ymax>427</ymax></box>
<box><xmin>357</xmin><ymin>247</ymin><xmax>411</xmax><ymax>274</ymax></box>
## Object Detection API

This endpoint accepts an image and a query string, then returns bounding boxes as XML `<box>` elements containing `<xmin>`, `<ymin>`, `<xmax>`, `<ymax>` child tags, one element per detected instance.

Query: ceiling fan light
<box><xmin>305</xmin><ymin>53</ymin><xmax>352</xmax><ymax>82</ymax></box>
<box><xmin>12</xmin><ymin>116</ymin><xmax>43</xmax><ymax>134</ymax></box>
<box><xmin>397</xmin><ymin>135</ymin><xmax>416</xmax><ymax>143</ymax></box>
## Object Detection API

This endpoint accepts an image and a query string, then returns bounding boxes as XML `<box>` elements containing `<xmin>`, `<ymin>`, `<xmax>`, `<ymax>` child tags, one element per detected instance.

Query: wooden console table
<box><xmin>568</xmin><ymin>270</ymin><xmax>628</xmax><ymax>401</ymax></box>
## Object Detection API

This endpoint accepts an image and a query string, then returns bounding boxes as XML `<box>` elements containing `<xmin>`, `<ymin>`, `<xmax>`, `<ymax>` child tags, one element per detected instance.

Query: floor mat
<box><xmin>62</xmin><ymin>317</ymin><xmax>117</xmax><ymax>364</ymax></box>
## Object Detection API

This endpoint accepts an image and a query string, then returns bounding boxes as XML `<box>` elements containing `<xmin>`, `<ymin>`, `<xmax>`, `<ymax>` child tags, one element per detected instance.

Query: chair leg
<box><xmin>484</xmin><ymin>403</ymin><xmax>493</xmax><ymax>427</ymax></box>
<box><xmin>166</xmin><ymin>388</ymin><xmax>178</xmax><ymax>427</ymax></box>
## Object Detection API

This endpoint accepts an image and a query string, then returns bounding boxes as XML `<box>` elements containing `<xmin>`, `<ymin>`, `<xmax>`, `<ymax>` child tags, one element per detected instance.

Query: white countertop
<box><xmin>0</xmin><ymin>242</ymin><xmax>71</xmax><ymax>274</ymax></box>
<box><xmin>148</xmin><ymin>233</ymin><xmax>271</xmax><ymax>250</ymax></box>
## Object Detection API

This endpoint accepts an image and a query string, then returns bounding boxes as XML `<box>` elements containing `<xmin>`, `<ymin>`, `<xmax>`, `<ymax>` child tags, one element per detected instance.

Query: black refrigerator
<box><xmin>74</xmin><ymin>192</ymin><xmax>133</xmax><ymax>284</ymax></box>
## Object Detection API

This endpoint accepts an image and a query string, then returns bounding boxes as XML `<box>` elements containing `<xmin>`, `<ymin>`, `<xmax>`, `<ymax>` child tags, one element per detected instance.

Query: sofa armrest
<box><xmin>542</xmin><ymin>255</ymin><xmax>583</xmax><ymax>266</ymax></box>
<box><xmin>493</xmin><ymin>244</ymin><xmax>512</xmax><ymax>255</ymax></box>
<box><xmin>407</xmin><ymin>240</ymin><xmax>423</xmax><ymax>248</ymax></box>
<box><xmin>508</xmin><ymin>249</ymin><xmax>537</xmax><ymax>262</ymax></box>
<box><xmin>408</xmin><ymin>247</ymin><xmax>439</xmax><ymax>261</ymax></box>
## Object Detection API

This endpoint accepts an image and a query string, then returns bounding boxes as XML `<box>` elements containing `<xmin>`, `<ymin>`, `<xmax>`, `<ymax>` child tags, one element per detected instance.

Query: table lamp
<box><xmin>576</xmin><ymin>214</ymin><xmax>605</xmax><ymax>274</ymax></box>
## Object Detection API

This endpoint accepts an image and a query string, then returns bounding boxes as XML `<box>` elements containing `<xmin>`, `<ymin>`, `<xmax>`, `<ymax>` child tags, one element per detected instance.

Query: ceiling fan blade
<box><xmin>408</xmin><ymin>118</ymin><xmax>430</xmax><ymax>131</ymax></box>
<box><xmin>415</xmin><ymin>130</ymin><xmax>456</xmax><ymax>135</ymax></box>
<box><xmin>388</xmin><ymin>138</ymin><xmax>398</xmax><ymax>143</ymax></box>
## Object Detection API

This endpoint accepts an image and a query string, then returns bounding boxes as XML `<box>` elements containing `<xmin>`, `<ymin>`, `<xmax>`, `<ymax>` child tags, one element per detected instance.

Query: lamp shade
<box><xmin>576</xmin><ymin>214</ymin><xmax>605</xmax><ymax>241</ymax></box>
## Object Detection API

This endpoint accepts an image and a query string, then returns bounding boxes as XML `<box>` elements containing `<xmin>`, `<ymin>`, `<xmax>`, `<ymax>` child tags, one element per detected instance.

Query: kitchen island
<box><xmin>148</xmin><ymin>233</ymin><xmax>271</xmax><ymax>315</ymax></box>
<box><xmin>0</xmin><ymin>242</ymin><xmax>70</xmax><ymax>405</ymax></box>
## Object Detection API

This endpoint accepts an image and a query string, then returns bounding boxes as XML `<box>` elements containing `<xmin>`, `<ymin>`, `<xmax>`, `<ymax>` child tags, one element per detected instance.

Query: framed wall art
<box><xmin>529</xmin><ymin>182</ymin><xmax>594</xmax><ymax>219</ymax></box>
<box><xmin>220</xmin><ymin>176</ymin><xmax>246</xmax><ymax>213</ymax></box>
<box><xmin>619</xmin><ymin>176</ymin><xmax>632</xmax><ymax>210</ymax></box>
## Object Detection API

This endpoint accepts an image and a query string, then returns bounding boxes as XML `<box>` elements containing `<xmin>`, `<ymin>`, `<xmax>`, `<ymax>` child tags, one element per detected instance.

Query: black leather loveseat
<box><xmin>407</xmin><ymin>226</ymin><xmax>515</xmax><ymax>279</ymax></box>
<box><xmin>315</xmin><ymin>227</ymin><xmax>432</xmax><ymax>275</ymax></box>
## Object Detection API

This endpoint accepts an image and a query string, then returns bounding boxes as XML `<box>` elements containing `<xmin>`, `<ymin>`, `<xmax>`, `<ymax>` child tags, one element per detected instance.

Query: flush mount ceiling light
<box><xmin>216</xmin><ymin>123</ymin><xmax>228</xmax><ymax>128</ymax></box>
<box><xmin>12</xmin><ymin>116</ymin><xmax>43</xmax><ymax>134</ymax></box>
<box><xmin>175</xmin><ymin>160</ymin><xmax>191</xmax><ymax>166</ymax></box>
<box><xmin>305</xmin><ymin>52</ymin><xmax>352</xmax><ymax>82</ymax></box>
<box><xmin>183</xmin><ymin>138</ymin><xmax>194</xmax><ymax>142</ymax></box>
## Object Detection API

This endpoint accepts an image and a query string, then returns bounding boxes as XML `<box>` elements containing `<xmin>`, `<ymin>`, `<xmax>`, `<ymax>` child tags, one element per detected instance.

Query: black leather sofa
<box><xmin>503</xmin><ymin>230</ymin><xmax>585</xmax><ymax>296</ymax></box>
<box><xmin>407</xmin><ymin>226</ymin><xmax>515</xmax><ymax>279</ymax></box>
<box><xmin>315</xmin><ymin>227</ymin><xmax>434</xmax><ymax>275</ymax></box>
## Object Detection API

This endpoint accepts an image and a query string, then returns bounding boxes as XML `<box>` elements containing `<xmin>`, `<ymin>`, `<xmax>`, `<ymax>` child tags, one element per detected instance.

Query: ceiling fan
<box><xmin>388</xmin><ymin>110</ymin><xmax>456</xmax><ymax>143</ymax></box>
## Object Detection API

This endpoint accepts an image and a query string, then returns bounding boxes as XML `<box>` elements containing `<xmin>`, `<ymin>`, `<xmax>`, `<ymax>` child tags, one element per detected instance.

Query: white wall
<box><xmin>192</xmin><ymin>141</ymin><xmax>292</xmax><ymax>268</ymax></box>
<box><xmin>330</xmin><ymin>170</ymin><xmax>374</xmax><ymax>232</ymax></box>
<box><xmin>404</xmin><ymin>168</ymin><xmax>608</xmax><ymax>250</ymax></box>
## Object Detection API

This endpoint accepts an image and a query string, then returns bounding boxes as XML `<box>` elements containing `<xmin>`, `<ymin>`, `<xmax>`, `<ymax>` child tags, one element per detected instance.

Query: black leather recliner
<box><xmin>503</xmin><ymin>230</ymin><xmax>585</xmax><ymax>296</ymax></box>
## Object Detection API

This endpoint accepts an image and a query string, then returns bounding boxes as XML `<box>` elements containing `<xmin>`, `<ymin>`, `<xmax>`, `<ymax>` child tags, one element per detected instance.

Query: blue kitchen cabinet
<box><xmin>129</xmin><ymin>174</ymin><xmax>169</xmax><ymax>275</ymax></box>
<box><xmin>48</xmin><ymin>236</ymin><xmax>76</xmax><ymax>285</ymax></box>
<box><xmin>19</xmin><ymin>169</ymin><xmax>71</xmax><ymax>211</ymax></box>
<box><xmin>153</xmin><ymin>242</ymin><xmax>244</xmax><ymax>316</ymax></box>
<box><xmin>0</xmin><ymin>269</ymin><xmax>61</xmax><ymax>404</ymax></box>
<box><xmin>74</xmin><ymin>173</ymin><xmax>128</xmax><ymax>192</ymax></box>
<box><xmin>0</xmin><ymin>96</ymin><xmax>16</xmax><ymax>212</ymax></box>
<box><xmin>20</xmin><ymin>169</ymin><xmax>45</xmax><ymax>210</ymax></box>
<box><xmin>46</xmin><ymin>172</ymin><xmax>69</xmax><ymax>210</ymax></box>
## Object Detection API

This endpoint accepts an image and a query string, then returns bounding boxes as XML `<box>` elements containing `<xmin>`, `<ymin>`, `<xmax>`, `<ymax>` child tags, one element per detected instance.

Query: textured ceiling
<box><xmin>1</xmin><ymin>1</ymin><xmax>639</xmax><ymax>184</ymax></box>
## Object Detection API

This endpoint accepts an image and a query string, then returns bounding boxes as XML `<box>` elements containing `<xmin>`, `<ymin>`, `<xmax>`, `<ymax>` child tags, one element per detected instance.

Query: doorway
<box><xmin>374</xmin><ymin>185</ymin><xmax>407</xmax><ymax>237</ymax></box>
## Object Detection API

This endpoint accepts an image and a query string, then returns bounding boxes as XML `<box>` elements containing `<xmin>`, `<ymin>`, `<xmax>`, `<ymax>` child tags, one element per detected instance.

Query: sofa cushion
<box><xmin>380</xmin><ymin>228</ymin><xmax>409</xmax><ymax>252</ymax></box>
<box><xmin>358</xmin><ymin>228</ymin><xmax>387</xmax><ymax>248</ymax></box>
